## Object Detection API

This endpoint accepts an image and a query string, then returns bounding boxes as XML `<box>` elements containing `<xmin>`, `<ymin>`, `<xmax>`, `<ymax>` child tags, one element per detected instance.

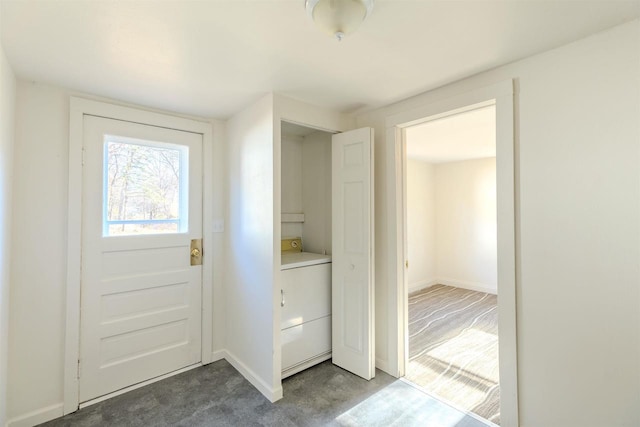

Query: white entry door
<box><xmin>79</xmin><ymin>115</ymin><xmax>203</xmax><ymax>402</ymax></box>
<box><xmin>331</xmin><ymin>127</ymin><xmax>375</xmax><ymax>380</ymax></box>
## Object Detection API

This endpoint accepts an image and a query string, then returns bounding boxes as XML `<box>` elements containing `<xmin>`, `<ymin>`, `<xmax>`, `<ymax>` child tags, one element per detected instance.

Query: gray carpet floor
<box><xmin>407</xmin><ymin>285</ymin><xmax>500</xmax><ymax>425</ymax></box>
<box><xmin>41</xmin><ymin>358</ymin><xmax>490</xmax><ymax>426</ymax></box>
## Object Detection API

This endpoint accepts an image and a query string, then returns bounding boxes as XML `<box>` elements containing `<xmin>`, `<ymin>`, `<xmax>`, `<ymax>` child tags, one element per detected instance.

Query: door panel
<box><xmin>331</xmin><ymin>127</ymin><xmax>375</xmax><ymax>380</ymax></box>
<box><xmin>80</xmin><ymin>115</ymin><xmax>203</xmax><ymax>402</ymax></box>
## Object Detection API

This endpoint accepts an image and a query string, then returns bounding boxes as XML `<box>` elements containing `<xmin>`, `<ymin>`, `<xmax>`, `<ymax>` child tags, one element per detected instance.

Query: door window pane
<box><xmin>103</xmin><ymin>136</ymin><xmax>188</xmax><ymax>236</ymax></box>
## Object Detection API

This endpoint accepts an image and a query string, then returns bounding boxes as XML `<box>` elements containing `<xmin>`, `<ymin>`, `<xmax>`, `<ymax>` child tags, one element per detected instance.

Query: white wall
<box><xmin>435</xmin><ymin>158</ymin><xmax>497</xmax><ymax>294</ymax></box>
<box><xmin>9</xmin><ymin>82</ymin><xmax>69</xmax><ymax>422</ymax></box>
<box><xmin>281</xmin><ymin>129</ymin><xmax>332</xmax><ymax>252</ymax></box>
<box><xmin>6</xmin><ymin>82</ymin><xmax>226</xmax><ymax>425</ymax></box>
<box><xmin>210</xmin><ymin>117</ymin><xmax>227</xmax><ymax>362</ymax></box>
<box><xmin>406</xmin><ymin>159</ymin><xmax>436</xmax><ymax>291</ymax></box>
<box><xmin>357</xmin><ymin>19</ymin><xmax>640</xmax><ymax>427</ymax></box>
<box><xmin>0</xmin><ymin>33</ymin><xmax>16</xmax><ymax>427</ymax></box>
<box><xmin>225</xmin><ymin>93</ymin><xmax>281</xmax><ymax>400</ymax></box>
<box><xmin>281</xmin><ymin>133</ymin><xmax>303</xmax><ymax>239</ymax></box>
<box><xmin>407</xmin><ymin>158</ymin><xmax>497</xmax><ymax>294</ymax></box>
<box><xmin>302</xmin><ymin>131</ymin><xmax>332</xmax><ymax>255</ymax></box>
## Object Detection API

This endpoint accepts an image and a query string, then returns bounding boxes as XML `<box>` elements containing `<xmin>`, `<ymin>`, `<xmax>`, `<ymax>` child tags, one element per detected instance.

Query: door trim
<box><xmin>384</xmin><ymin>80</ymin><xmax>519</xmax><ymax>426</ymax></box>
<box><xmin>64</xmin><ymin>97</ymin><xmax>214</xmax><ymax>415</ymax></box>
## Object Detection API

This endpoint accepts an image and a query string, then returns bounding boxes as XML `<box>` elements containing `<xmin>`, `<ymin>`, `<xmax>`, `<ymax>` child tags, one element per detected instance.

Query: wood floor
<box><xmin>407</xmin><ymin>284</ymin><xmax>500</xmax><ymax>425</ymax></box>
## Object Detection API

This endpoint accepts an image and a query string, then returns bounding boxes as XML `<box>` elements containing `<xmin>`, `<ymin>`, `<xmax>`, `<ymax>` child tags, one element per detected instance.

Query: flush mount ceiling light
<box><xmin>305</xmin><ymin>0</ymin><xmax>375</xmax><ymax>41</ymax></box>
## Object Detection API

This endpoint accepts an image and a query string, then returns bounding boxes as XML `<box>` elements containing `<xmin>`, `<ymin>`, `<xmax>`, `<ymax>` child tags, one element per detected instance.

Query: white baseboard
<box><xmin>211</xmin><ymin>349</ymin><xmax>226</xmax><ymax>362</ymax></box>
<box><xmin>408</xmin><ymin>278</ymin><xmax>438</xmax><ymax>293</ymax></box>
<box><xmin>437</xmin><ymin>277</ymin><xmax>497</xmax><ymax>295</ymax></box>
<box><xmin>7</xmin><ymin>351</ymin><xmax>286</xmax><ymax>427</ymax></box>
<box><xmin>6</xmin><ymin>403</ymin><xmax>64</xmax><ymax>427</ymax></box>
<box><xmin>222</xmin><ymin>350</ymin><xmax>283</xmax><ymax>403</ymax></box>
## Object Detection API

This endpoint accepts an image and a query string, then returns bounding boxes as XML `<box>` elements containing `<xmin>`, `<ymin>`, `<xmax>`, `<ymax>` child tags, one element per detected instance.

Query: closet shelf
<box><xmin>282</xmin><ymin>213</ymin><xmax>305</xmax><ymax>223</ymax></box>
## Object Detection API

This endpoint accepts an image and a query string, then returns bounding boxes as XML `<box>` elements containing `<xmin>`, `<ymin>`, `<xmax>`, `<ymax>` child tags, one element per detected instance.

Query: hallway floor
<box><xmin>42</xmin><ymin>358</ymin><xmax>490</xmax><ymax>426</ymax></box>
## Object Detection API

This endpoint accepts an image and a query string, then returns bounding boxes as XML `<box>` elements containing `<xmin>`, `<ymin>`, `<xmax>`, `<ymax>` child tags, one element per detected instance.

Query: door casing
<box><xmin>64</xmin><ymin>97</ymin><xmax>214</xmax><ymax>414</ymax></box>
<box><xmin>384</xmin><ymin>80</ymin><xmax>519</xmax><ymax>426</ymax></box>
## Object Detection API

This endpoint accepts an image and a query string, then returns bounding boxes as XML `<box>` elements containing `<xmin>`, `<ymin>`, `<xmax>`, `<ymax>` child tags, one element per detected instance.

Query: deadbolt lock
<box><xmin>190</xmin><ymin>239</ymin><xmax>203</xmax><ymax>266</ymax></box>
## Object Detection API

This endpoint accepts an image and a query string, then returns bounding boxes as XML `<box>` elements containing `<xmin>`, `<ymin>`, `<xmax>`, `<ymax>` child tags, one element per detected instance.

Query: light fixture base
<box><xmin>305</xmin><ymin>0</ymin><xmax>375</xmax><ymax>40</ymax></box>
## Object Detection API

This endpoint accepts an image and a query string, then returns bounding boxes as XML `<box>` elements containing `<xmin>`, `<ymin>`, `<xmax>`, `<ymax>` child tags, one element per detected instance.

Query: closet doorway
<box><xmin>403</xmin><ymin>105</ymin><xmax>500</xmax><ymax>425</ymax></box>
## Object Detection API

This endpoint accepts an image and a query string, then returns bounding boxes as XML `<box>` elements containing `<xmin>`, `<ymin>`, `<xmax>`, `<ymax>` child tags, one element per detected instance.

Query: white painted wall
<box><xmin>210</xmin><ymin>118</ymin><xmax>227</xmax><ymax>362</ymax></box>
<box><xmin>281</xmin><ymin>128</ymin><xmax>332</xmax><ymax>253</ymax></box>
<box><xmin>225</xmin><ymin>93</ymin><xmax>281</xmax><ymax>399</ymax></box>
<box><xmin>407</xmin><ymin>158</ymin><xmax>497</xmax><ymax>294</ymax></box>
<box><xmin>9</xmin><ymin>82</ymin><xmax>69</xmax><ymax>422</ymax></box>
<box><xmin>357</xmin><ymin>19</ymin><xmax>640</xmax><ymax>427</ymax></box>
<box><xmin>281</xmin><ymin>133</ymin><xmax>303</xmax><ymax>239</ymax></box>
<box><xmin>6</xmin><ymin>82</ymin><xmax>226</xmax><ymax>424</ymax></box>
<box><xmin>302</xmin><ymin>131</ymin><xmax>332</xmax><ymax>255</ymax></box>
<box><xmin>406</xmin><ymin>159</ymin><xmax>436</xmax><ymax>291</ymax></box>
<box><xmin>0</xmin><ymin>34</ymin><xmax>16</xmax><ymax>427</ymax></box>
<box><xmin>435</xmin><ymin>158</ymin><xmax>497</xmax><ymax>294</ymax></box>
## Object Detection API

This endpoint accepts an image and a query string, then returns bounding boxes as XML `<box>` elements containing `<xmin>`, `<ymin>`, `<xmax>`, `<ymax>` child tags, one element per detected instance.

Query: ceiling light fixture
<box><xmin>305</xmin><ymin>0</ymin><xmax>375</xmax><ymax>41</ymax></box>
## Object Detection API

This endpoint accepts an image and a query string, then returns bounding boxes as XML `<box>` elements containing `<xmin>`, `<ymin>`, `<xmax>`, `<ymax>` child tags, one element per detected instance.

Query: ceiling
<box><xmin>405</xmin><ymin>105</ymin><xmax>495</xmax><ymax>163</ymax></box>
<box><xmin>282</xmin><ymin>120</ymin><xmax>333</xmax><ymax>138</ymax></box>
<box><xmin>1</xmin><ymin>1</ymin><xmax>638</xmax><ymax>119</ymax></box>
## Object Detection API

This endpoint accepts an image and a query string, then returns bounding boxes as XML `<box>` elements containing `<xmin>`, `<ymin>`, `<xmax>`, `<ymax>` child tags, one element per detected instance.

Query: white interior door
<box><xmin>80</xmin><ymin>115</ymin><xmax>203</xmax><ymax>402</ymax></box>
<box><xmin>331</xmin><ymin>127</ymin><xmax>375</xmax><ymax>380</ymax></box>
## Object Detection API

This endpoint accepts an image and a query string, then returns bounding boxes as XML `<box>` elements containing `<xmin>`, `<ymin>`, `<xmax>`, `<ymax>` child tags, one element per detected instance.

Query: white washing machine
<box><xmin>280</xmin><ymin>247</ymin><xmax>332</xmax><ymax>378</ymax></box>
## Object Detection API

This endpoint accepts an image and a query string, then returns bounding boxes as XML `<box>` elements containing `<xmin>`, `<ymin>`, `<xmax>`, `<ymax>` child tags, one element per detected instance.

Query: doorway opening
<box><xmin>386</xmin><ymin>81</ymin><xmax>517</xmax><ymax>426</ymax></box>
<box><xmin>403</xmin><ymin>104</ymin><xmax>500</xmax><ymax>425</ymax></box>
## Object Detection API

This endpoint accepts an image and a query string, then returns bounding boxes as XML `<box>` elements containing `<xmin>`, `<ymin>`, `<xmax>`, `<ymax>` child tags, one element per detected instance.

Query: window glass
<box><xmin>103</xmin><ymin>137</ymin><xmax>188</xmax><ymax>236</ymax></box>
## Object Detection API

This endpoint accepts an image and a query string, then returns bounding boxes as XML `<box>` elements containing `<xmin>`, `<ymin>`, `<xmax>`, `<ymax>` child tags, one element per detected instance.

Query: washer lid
<box><xmin>281</xmin><ymin>252</ymin><xmax>331</xmax><ymax>270</ymax></box>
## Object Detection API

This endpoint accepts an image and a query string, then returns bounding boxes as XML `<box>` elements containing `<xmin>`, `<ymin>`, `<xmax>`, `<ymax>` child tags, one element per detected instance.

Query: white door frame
<box><xmin>384</xmin><ymin>80</ymin><xmax>519</xmax><ymax>426</ymax></box>
<box><xmin>64</xmin><ymin>97</ymin><xmax>215</xmax><ymax>414</ymax></box>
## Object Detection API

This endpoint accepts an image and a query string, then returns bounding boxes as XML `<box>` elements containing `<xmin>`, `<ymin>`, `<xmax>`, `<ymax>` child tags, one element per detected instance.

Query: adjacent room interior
<box><xmin>404</xmin><ymin>105</ymin><xmax>499</xmax><ymax>424</ymax></box>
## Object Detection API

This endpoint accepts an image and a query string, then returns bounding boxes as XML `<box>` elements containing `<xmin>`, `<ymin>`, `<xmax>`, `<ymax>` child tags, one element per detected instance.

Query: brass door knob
<box><xmin>190</xmin><ymin>238</ymin><xmax>203</xmax><ymax>266</ymax></box>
